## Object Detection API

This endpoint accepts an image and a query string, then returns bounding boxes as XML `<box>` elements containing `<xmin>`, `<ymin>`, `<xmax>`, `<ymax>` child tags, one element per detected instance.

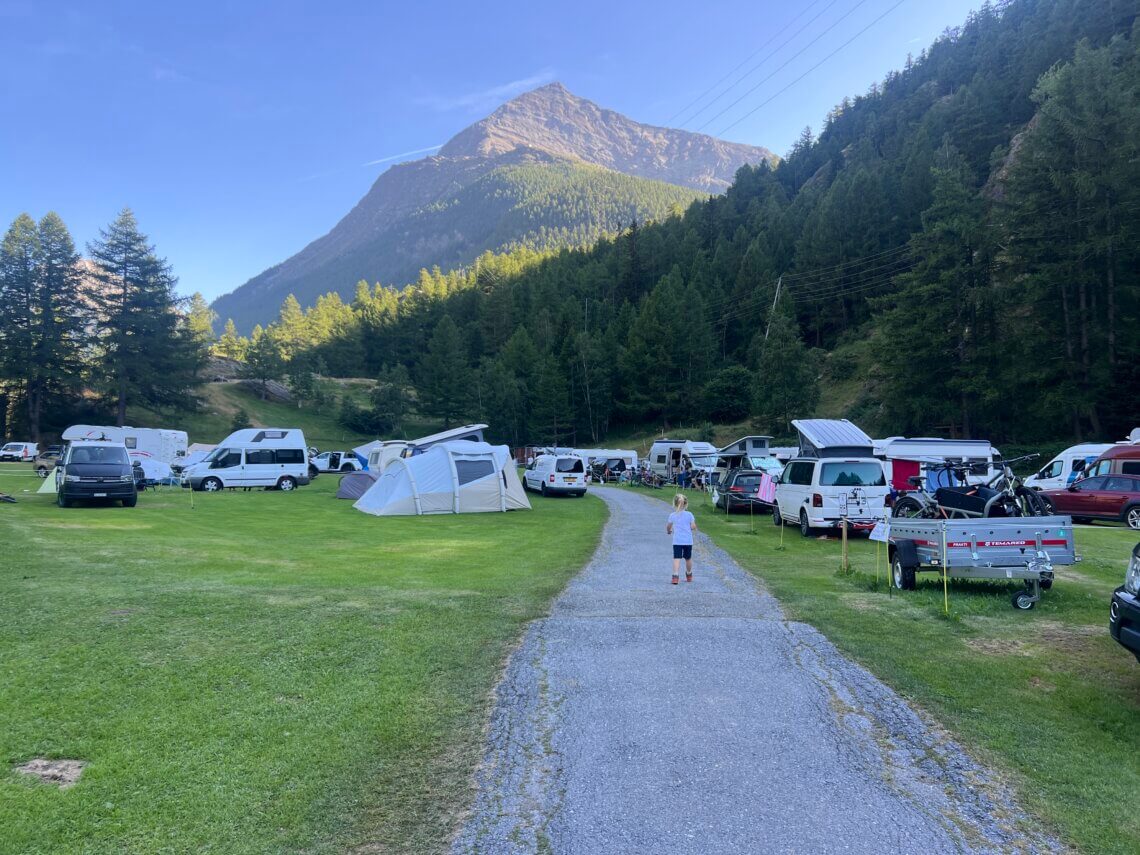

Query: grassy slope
<box><xmin>676</xmin><ymin>490</ymin><xmax>1139</xmax><ymax>854</ymax></box>
<box><xmin>127</xmin><ymin>380</ymin><xmax>443</xmax><ymax>450</ymax></box>
<box><xmin>0</xmin><ymin>467</ymin><xmax>605</xmax><ymax>853</ymax></box>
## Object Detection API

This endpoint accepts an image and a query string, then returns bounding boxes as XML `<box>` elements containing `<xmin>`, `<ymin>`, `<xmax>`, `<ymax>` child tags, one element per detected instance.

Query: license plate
<box><xmin>94</xmin><ymin>492</ymin><xmax>107</xmax><ymax>497</ymax></box>
<box><xmin>565</xmin><ymin>477</ymin><xmax>577</xmax><ymax>483</ymax></box>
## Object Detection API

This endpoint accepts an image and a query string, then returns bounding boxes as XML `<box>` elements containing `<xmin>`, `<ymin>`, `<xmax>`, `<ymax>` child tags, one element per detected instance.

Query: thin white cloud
<box><xmin>363</xmin><ymin>144</ymin><xmax>443</xmax><ymax>166</ymax></box>
<box><xmin>415</xmin><ymin>69</ymin><xmax>557</xmax><ymax>113</ymax></box>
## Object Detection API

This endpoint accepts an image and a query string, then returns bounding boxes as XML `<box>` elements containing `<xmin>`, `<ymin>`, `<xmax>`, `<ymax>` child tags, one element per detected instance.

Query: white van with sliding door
<box><xmin>523</xmin><ymin>454</ymin><xmax>587</xmax><ymax>497</ymax></box>
<box><xmin>774</xmin><ymin>457</ymin><xmax>890</xmax><ymax>537</ymax></box>
<box><xmin>1024</xmin><ymin>443</ymin><xmax>1114</xmax><ymax>491</ymax></box>
<box><xmin>182</xmin><ymin>428</ymin><xmax>310</xmax><ymax>492</ymax></box>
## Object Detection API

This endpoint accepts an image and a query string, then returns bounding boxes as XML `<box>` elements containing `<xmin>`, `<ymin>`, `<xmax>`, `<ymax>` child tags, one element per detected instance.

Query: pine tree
<box><xmin>241</xmin><ymin>330</ymin><xmax>285</xmax><ymax>400</ymax></box>
<box><xmin>749</xmin><ymin>310</ymin><xmax>819</xmax><ymax>436</ymax></box>
<box><xmin>87</xmin><ymin>209</ymin><xmax>202</xmax><ymax>424</ymax></box>
<box><xmin>216</xmin><ymin>318</ymin><xmax>246</xmax><ymax>360</ymax></box>
<box><xmin>186</xmin><ymin>292</ymin><xmax>216</xmax><ymax>348</ymax></box>
<box><xmin>0</xmin><ymin>212</ymin><xmax>87</xmax><ymax>440</ymax></box>
<box><xmin>531</xmin><ymin>357</ymin><xmax>572</xmax><ymax>447</ymax></box>
<box><xmin>419</xmin><ymin>316</ymin><xmax>471</xmax><ymax>428</ymax></box>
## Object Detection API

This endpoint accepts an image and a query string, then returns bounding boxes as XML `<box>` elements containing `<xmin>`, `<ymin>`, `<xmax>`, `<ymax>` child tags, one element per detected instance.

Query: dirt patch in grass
<box><xmin>15</xmin><ymin>758</ymin><xmax>85</xmax><ymax>788</ymax></box>
<box><xmin>964</xmin><ymin>638</ymin><xmax>1034</xmax><ymax>656</ymax></box>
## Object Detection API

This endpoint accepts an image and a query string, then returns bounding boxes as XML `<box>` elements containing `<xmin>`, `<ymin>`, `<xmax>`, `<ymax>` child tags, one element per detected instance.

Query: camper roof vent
<box><xmin>253</xmin><ymin>430</ymin><xmax>288</xmax><ymax>442</ymax></box>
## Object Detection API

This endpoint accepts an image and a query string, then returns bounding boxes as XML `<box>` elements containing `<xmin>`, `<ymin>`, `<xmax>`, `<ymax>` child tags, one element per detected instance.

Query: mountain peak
<box><xmin>438</xmin><ymin>83</ymin><xmax>774</xmax><ymax>193</ymax></box>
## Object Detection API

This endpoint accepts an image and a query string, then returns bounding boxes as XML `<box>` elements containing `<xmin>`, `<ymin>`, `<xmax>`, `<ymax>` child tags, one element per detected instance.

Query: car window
<box><xmin>556</xmin><ymin>458</ymin><xmax>584</xmax><ymax>473</ymax></box>
<box><xmin>246</xmin><ymin>449</ymin><xmax>275</xmax><ymax>465</ymax></box>
<box><xmin>1041</xmin><ymin>460</ymin><xmax>1063</xmax><ymax>478</ymax></box>
<box><xmin>733</xmin><ymin>475</ymin><xmax>762</xmax><ymax>489</ymax></box>
<box><xmin>786</xmin><ymin>462</ymin><xmax>813</xmax><ymax>486</ymax></box>
<box><xmin>211</xmin><ymin>450</ymin><xmax>242</xmax><ymax>469</ymax></box>
<box><xmin>1104</xmin><ymin>477</ymin><xmax>1133</xmax><ymax>491</ymax></box>
<box><xmin>69</xmin><ymin>446</ymin><xmax>130</xmax><ymax>465</ymax></box>
<box><xmin>820</xmin><ymin>462</ymin><xmax>886</xmax><ymax>487</ymax></box>
<box><xmin>1085</xmin><ymin>460</ymin><xmax>1109</xmax><ymax>478</ymax></box>
<box><xmin>1122</xmin><ymin>461</ymin><xmax>1140</xmax><ymax>476</ymax></box>
<box><xmin>277</xmin><ymin>449</ymin><xmax>304</xmax><ymax>464</ymax></box>
<box><xmin>1078</xmin><ymin>476</ymin><xmax>1107</xmax><ymax>490</ymax></box>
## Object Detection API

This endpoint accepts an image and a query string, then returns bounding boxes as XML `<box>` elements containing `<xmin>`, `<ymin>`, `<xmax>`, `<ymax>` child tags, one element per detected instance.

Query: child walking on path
<box><xmin>666</xmin><ymin>493</ymin><xmax>697</xmax><ymax>585</ymax></box>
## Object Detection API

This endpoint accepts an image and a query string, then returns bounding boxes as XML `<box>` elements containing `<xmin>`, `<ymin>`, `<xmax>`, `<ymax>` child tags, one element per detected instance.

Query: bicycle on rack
<box><xmin>891</xmin><ymin>454</ymin><xmax>1050</xmax><ymax>519</ymax></box>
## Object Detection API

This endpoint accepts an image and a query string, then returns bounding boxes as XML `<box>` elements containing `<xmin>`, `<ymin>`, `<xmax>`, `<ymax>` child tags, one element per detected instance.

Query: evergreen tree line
<box><xmin>0</xmin><ymin>209</ymin><xmax>209</xmax><ymax>441</ymax></box>
<box><xmin>212</xmin><ymin>0</ymin><xmax>1139</xmax><ymax>447</ymax></box>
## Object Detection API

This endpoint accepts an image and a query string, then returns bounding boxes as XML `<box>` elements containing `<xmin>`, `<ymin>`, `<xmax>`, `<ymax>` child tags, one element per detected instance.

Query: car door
<box><xmin>1100</xmin><ymin>477</ymin><xmax>1134</xmax><ymax>518</ymax></box>
<box><xmin>1062</xmin><ymin>475</ymin><xmax>1106</xmax><ymax>515</ymax></box>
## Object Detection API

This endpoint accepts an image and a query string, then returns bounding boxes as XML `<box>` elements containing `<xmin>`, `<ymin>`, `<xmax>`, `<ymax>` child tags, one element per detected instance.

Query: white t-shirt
<box><xmin>668</xmin><ymin>510</ymin><xmax>695</xmax><ymax>545</ymax></box>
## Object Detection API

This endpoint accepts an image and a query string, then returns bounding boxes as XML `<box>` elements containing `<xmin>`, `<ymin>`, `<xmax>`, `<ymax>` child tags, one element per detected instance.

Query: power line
<box><xmin>663</xmin><ymin>0</ymin><xmax>829</xmax><ymax>128</ymax></box>
<box><xmin>680</xmin><ymin>0</ymin><xmax>847</xmax><ymax>129</ymax></box>
<box><xmin>715</xmin><ymin>0</ymin><xmax>911</xmax><ymax>138</ymax></box>
<box><xmin>695</xmin><ymin>0</ymin><xmax>874</xmax><ymax>134</ymax></box>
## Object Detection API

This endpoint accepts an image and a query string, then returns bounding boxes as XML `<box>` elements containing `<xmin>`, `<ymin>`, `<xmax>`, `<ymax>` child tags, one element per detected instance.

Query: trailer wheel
<box><xmin>1012</xmin><ymin>589</ymin><xmax>1036</xmax><ymax>610</ymax></box>
<box><xmin>891</xmin><ymin>556</ymin><xmax>916</xmax><ymax>591</ymax></box>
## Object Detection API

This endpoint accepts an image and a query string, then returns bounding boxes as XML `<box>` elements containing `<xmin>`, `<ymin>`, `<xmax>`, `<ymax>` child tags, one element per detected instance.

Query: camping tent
<box><xmin>336</xmin><ymin>470</ymin><xmax>379</xmax><ymax>499</ymax></box>
<box><xmin>353</xmin><ymin>442</ymin><xmax>530</xmax><ymax>516</ymax></box>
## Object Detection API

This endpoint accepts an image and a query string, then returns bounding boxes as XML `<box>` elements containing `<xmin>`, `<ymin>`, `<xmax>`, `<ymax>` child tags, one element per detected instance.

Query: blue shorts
<box><xmin>673</xmin><ymin>544</ymin><xmax>692</xmax><ymax>560</ymax></box>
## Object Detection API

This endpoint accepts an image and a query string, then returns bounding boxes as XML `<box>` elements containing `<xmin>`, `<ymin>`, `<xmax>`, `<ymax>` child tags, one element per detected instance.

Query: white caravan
<box><xmin>63</xmin><ymin>425</ymin><xmax>187</xmax><ymax>465</ymax></box>
<box><xmin>648</xmin><ymin>439</ymin><xmax>719</xmax><ymax>476</ymax></box>
<box><xmin>354</xmin><ymin>424</ymin><xmax>488</xmax><ymax>471</ymax></box>
<box><xmin>181</xmin><ymin>428</ymin><xmax>310</xmax><ymax>492</ymax></box>
<box><xmin>1024</xmin><ymin>443</ymin><xmax>1114</xmax><ymax>491</ymax></box>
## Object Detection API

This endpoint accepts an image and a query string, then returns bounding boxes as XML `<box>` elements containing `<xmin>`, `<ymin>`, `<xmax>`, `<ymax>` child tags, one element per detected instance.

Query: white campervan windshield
<box><xmin>688</xmin><ymin>455</ymin><xmax>717</xmax><ymax>468</ymax></box>
<box><xmin>820</xmin><ymin>461</ymin><xmax>885</xmax><ymax>487</ymax></box>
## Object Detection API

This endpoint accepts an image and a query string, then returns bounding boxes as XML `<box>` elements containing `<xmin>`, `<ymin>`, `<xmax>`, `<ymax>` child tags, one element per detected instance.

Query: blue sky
<box><xmin>0</xmin><ymin>0</ymin><xmax>981</xmax><ymax>304</ymax></box>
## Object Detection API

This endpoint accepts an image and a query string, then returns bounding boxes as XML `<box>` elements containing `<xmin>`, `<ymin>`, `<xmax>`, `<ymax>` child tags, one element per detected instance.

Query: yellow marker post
<box><xmin>941</xmin><ymin>522</ymin><xmax>949</xmax><ymax>615</ymax></box>
<box><xmin>841</xmin><ymin>517</ymin><xmax>849</xmax><ymax>573</ymax></box>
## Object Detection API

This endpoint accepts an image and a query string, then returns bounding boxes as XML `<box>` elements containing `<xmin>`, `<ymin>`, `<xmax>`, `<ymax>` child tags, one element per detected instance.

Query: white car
<box><xmin>309</xmin><ymin>450</ymin><xmax>362</xmax><ymax>473</ymax></box>
<box><xmin>774</xmin><ymin>457</ymin><xmax>890</xmax><ymax>537</ymax></box>
<box><xmin>523</xmin><ymin>454</ymin><xmax>587</xmax><ymax>497</ymax></box>
<box><xmin>1</xmin><ymin>441</ymin><xmax>38</xmax><ymax>462</ymax></box>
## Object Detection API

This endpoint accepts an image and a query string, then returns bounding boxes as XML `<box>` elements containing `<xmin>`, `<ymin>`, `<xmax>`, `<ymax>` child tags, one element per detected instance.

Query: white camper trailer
<box><xmin>873</xmin><ymin>437</ymin><xmax>998</xmax><ymax>491</ymax></box>
<box><xmin>63</xmin><ymin>425</ymin><xmax>187</xmax><ymax>465</ymax></box>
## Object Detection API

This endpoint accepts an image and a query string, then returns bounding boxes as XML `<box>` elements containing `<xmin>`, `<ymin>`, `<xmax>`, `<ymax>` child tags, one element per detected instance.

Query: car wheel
<box><xmin>799</xmin><ymin>510</ymin><xmax>812</xmax><ymax>538</ymax></box>
<box><xmin>57</xmin><ymin>492</ymin><xmax>70</xmax><ymax>508</ymax></box>
<box><xmin>340</xmin><ymin>463</ymin><xmax>353</xmax><ymax>472</ymax></box>
<box><xmin>540</xmin><ymin>482</ymin><xmax>548</xmax><ymax>497</ymax></box>
<box><xmin>36</xmin><ymin>466</ymin><xmax>49</xmax><ymax>478</ymax></box>
<box><xmin>772</xmin><ymin>504</ymin><xmax>783</xmax><ymax>526</ymax></box>
<box><xmin>122</xmin><ymin>494</ymin><xmax>137</xmax><ymax>508</ymax></box>
<box><xmin>1125</xmin><ymin>506</ymin><xmax>1140</xmax><ymax>531</ymax></box>
<box><xmin>278</xmin><ymin>476</ymin><xmax>297</xmax><ymax>492</ymax></box>
<box><xmin>892</xmin><ymin>556</ymin><xmax>916</xmax><ymax>591</ymax></box>
<box><xmin>201</xmin><ymin>477</ymin><xmax>223</xmax><ymax>493</ymax></box>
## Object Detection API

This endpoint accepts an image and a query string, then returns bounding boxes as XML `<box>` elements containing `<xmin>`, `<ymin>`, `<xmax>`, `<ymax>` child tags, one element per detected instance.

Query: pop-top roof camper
<box><xmin>791</xmin><ymin>419</ymin><xmax>875</xmax><ymax>458</ymax></box>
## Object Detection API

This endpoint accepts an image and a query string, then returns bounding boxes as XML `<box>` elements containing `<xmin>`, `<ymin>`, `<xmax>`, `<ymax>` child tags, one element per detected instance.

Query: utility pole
<box><xmin>764</xmin><ymin>276</ymin><xmax>783</xmax><ymax>342</ymax></box>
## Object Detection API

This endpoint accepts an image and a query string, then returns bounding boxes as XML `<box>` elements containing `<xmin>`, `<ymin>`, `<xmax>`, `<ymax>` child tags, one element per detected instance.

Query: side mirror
<box><xmin>1067</xmin><ymin>484</ymin><xmax>1080</xmax><ymax>492</ymax></box>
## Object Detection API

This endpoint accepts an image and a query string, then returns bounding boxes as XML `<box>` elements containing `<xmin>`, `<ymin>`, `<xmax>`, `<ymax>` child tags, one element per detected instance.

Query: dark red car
<box><xmin>1041</xmin><ymin>475</ymin><xmax>1140</xmax><ymax>529</ymax></box>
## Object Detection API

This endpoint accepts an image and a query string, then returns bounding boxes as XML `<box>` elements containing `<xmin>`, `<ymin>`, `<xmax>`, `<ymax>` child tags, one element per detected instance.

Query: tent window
<box><xmin>455</xmin><ymin>459</ymin><xmax>495</xmax><ymax>485</ymax></box>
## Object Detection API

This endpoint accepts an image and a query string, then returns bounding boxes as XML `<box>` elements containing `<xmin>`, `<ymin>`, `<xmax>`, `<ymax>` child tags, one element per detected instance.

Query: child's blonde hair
<box><xmin>673</xmin><ymin>493</ymin><xmax>688</xmax><ymax>510</ymax></box>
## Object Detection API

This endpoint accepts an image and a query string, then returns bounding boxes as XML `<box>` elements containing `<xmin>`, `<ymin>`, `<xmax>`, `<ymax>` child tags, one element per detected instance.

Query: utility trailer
<box><xmin>887</xmin><ymin>516</ymin><xmax>1077</xmax><ymax>609</ymax></box>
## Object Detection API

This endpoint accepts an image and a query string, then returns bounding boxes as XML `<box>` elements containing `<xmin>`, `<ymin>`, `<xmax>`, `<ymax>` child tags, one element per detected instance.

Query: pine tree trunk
<box><xmin>117</xmin><ymin>379</ymin><xmax>127</xmax><ymax>427</ymax></box>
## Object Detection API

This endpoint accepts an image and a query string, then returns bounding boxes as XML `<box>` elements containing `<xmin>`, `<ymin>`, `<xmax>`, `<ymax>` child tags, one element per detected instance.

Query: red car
<box><xmin>1041</xmin><ymin>475</ymin><xmax>1140</xmax><ymax>529</ymax></box>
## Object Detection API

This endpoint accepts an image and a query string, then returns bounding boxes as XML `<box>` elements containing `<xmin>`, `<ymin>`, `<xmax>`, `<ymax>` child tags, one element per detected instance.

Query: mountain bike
<box><xmin>891</xmin><ymin>454</ymin><xmax>1049</xmax><ymax>519</ymax></box>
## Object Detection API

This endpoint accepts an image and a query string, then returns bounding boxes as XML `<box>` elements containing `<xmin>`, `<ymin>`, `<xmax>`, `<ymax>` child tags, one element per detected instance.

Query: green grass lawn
<box><xmin>0</xmin><ymin>466</ymin><xmax>605</xmax><ymax>853</ymax></box>
<box><xmin>671</xmin><ymin>488</ymin><xmax>1140</xmax><ymax>854</ymax></box>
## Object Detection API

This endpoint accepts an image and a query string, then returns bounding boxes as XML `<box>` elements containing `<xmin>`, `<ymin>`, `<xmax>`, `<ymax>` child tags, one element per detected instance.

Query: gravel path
<box><xmin>453</xmin><ymin>488</ymin><xmax>1051</xmax><ymax>854</ymax></box>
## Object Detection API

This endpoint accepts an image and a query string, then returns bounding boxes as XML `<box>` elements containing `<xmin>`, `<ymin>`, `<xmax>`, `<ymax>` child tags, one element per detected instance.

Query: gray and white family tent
<box><xmin>353</xmin><ymin>441</ymin><xmax>530</xmax><ymax>516</ymax></box>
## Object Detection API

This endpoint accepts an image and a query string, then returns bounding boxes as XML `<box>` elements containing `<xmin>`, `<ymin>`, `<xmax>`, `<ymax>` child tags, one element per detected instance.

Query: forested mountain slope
<box><xmin>238</xmin><ymin>0</ymin><xmax>1140</xmax><ymax>447</ymax></box>
<box><xmin>212</xmin><ymin>84</ymin><xmax>773</xmax><ymax>333</ymax></box>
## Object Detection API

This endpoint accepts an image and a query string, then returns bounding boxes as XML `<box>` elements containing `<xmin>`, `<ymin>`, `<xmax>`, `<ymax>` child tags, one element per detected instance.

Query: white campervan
<box><xmin>774</xmin><ymin>419</ymin><xmax>890</xmax><ymax>536</ymax></box>
<box><xmin>1024</xmin><ymin>443</ymin><xmax>1114</xmax><ymax>491</ymax></box>
<box><xmin>648</xmin><ymin>439</ymin><xmax>718</xmax><ymax>477</ymax></box>
<box><xmin>181</xmin><ymin>428</ymin><xmax>310</xmax><ymax>492</ymax></box>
